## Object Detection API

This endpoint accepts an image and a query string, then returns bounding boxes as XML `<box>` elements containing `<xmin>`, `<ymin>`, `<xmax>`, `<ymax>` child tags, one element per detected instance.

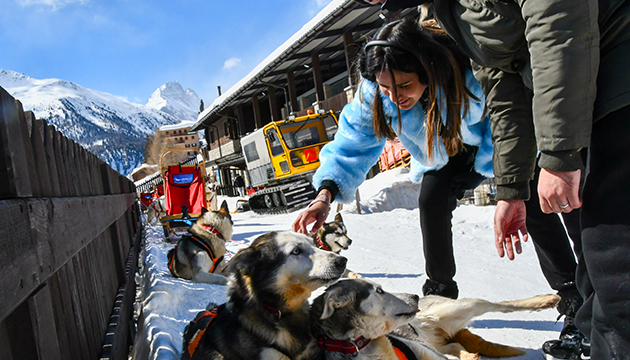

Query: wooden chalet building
<box><xmin>191</xmin><ymin>0</ymin><xmax>413</xmax><ymax>187</ymax></box>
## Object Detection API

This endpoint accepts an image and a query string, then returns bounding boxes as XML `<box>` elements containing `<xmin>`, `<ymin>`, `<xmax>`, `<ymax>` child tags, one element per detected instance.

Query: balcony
<box><xmin>205</xmin><ymin>136</ymin><xmax>242</xmax><ymax>164</ymax></box>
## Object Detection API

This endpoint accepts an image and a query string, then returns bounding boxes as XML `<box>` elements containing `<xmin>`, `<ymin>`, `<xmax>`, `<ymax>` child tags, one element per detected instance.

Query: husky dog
<box><xmin>399</xmin><ymin>293</ymin><xmax>561</xmax><ymax>360</ymax></box>
<box><xmin>167</xmin><ymin>201</ymin><xmax>233</xmax><ymax>285</ymax></box>
<box><xmin>312</xmin><ymin>213</ymin><xmax>361</xmax><ymax>279</ymax></box>
<box><xmin>312</xmin><ymin>213</ymin><xmax>352</xmax><ymax>254</ymax></box>
<box><xmin>182</xmin><ymin>231</ymin><xmax>347</xmax><ymax>360</ymax></box>
<box><xmin>306</xmin><ymin>279</ymin><xmax>447</xmax><ymax>359</ymax></box>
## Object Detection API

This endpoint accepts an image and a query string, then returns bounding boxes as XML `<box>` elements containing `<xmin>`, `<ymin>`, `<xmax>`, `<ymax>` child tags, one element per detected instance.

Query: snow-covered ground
<box><xmin>132</xmin><ymin>168</ymin><xmax>564</xmax><ymax>359</ymax></box>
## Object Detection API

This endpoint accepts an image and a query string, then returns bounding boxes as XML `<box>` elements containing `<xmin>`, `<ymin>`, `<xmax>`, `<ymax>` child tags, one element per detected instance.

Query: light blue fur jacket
<box><xmin>313</xmin><ymin>69</ymin><xmax>493</xmax><ymax>203</ymax></box>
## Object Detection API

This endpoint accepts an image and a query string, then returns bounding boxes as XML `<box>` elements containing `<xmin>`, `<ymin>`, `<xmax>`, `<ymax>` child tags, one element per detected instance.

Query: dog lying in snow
<box><xmin>166</xmin><ymin>201</ymin><xmax>233</xmax><ymax>285</ymax></box>
<box><xmin>306</xmin><ymin>278</ymin><xmax>560</xmax><ymax>360</ymax></box>
<box><xmin>305</xmin><ymin>278</ymin><xmax>447</xmax><ymax>359</ymax></box>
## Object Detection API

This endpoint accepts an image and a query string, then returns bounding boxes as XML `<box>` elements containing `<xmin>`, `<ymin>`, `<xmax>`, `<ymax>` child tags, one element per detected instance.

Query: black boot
<box><xmin>542</xmin><ymin>318</ymin><xmax>589</xmax><ymax>359</ymax></box>
<box><xmin>422</xmin><ymin>279</ymin><xmax>458</xmax><ymax>299</ymax></box>
<box><xmin>542</xmin><ymin>284</ymin><xmax>589</xmax><ymax>359</ymax></box>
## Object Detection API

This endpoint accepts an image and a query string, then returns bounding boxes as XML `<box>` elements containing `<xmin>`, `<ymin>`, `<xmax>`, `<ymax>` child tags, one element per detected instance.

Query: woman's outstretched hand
<box><xmin>292</xmin><ymin>192</ymin><xmax>331</xmax><ymax>234</ymax></box>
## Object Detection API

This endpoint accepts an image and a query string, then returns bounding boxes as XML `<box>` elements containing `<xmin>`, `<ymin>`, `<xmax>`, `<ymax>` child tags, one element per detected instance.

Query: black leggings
<box><xmin>575</xmin><ymin>105</ymin><xmax>630</xmax><ymax>359</ymax></box>
<box><xmin>418</xmin><ymin>146</ymin><xmax>486</xmax><ymax>284</ymax></box>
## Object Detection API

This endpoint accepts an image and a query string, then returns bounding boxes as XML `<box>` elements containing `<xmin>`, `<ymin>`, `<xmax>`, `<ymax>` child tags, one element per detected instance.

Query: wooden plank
<box><xmin>91</xmin><ymin>156</ymin><xmax>105</xmax><ymax>195</ymax></box>
<box><xmin>48</xmin><ymin>274</ymin><xmax>72</xmax><ymax>359</ymax></box>
<box><xmin>0</xmin><ymin>320</ymin><xmax>15</xmax><ymax>360</ymax></box>
<box><xmin>108</xmin><ymin>221</ymin><xmax>125</xmax><ymax>285</ymax></box>
<box><xmin>0</xmin><ymin>194</ymin><xmax>135</xmax><ymax>323</ymax></box>
<box><xmin>0</xmin><ymin>87</ymin><xmax>34</xmax><ymax>198</ymax></box>
<box><xmin>100</xmin><ymin>163</ymin><xmax>113</xmax><ymax>195</ymax></box>
<box><xmin>0</xmin><ymin>200</ymin><xmax>40</xmax><ymax>323</ymax></box>
<box><xmin>56</xmin><ymin>263</ymin><xmax>86</xmax><ymax>358</ymax></box>
<box><xmin>74</xmin><ymin>142</ymin><xmax>92</xmax><ymax>196</ymax></box>
<box><xmin>89</xmin><ymin>237</ymin><xmax>113</xmax><ymax>337</ymax></box>
<box><xmin>58</xmin><ymin>130</ymin><xmax>72</xmax><ymax>197</ymax></box>
<box><xmin>3</xmin><ymin>300</ymin><xmax>38</xmax><ymax>359</ymax></box>
<box><xmin>72</xmin><ymin>254</ymin><xmax>99</xmax><ymax>358</ymax></box>
<box><xmin>44</xmin><ymin>124</ymin><xmax>62</xmax><ymax>197</ymax></box>
<box><xmin>69</xmin><ymin>140</ymin><xmax>82</xmax><ymax>196</ymax></box>
<box><xmin>52</xmin><ymin>129</ymin><xmax>70</xmax><ymax>197</ymax></box>
<box><xmin>28</xmin><ymin>284</ymin><xmax>62</xmax><ymax>360</ymax></box>
<box><xmin>17</xmin><ymin>103</ymin><xmax>41</xmax><ymax>197</ymax></box>
<box><xmin>28</xmin><ymin>116</ymin><xmax>53</xmax><ymax>197</ymax></box>
<box><xmin>60</xmin><ymin>136</ymin><xmax>76</xmax><ymax>197</ymax></box>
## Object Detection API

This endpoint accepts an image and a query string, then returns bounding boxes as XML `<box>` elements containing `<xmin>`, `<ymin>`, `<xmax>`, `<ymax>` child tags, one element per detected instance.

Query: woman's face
<box><xmin>376</xmin><ymin>70</ymin><xmax>427</xmax><ymax>111</ymax></box>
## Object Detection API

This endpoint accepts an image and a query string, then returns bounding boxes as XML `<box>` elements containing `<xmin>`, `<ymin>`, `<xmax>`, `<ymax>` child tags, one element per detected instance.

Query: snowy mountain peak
<box><xmin>0</xmin><ymin>69</ymin><xmax>186</xmax><ymax>176</ymax></box>
<box><xmin>146</xmin><ymin>81</ymin><xmax>200</xmax><ymax>121</ymax></box>
<box><xmin>0</xmin><ymin>69</ymin><xmax>33</xmax><ymax>86</ymax></box>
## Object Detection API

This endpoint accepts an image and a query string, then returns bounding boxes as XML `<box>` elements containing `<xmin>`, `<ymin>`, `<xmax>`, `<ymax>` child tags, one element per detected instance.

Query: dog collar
<box><xmin>315</xmin><ymin>236</ymin><xmax>332</xmax><ymax>252</ymax></box>
<box><xmin>200</xmin><ymin>224</ymin><xmax>224</xmax><ymax>240</ymax></box>
<box><xmin>261</xmin><ymin>303</ymin><xmax>282</xmax><ymax>319</ymax></box>
<box><xmin>317</xmin><ymin>336</ymin><xmax>370</xmax><ymax>355</ymax></box>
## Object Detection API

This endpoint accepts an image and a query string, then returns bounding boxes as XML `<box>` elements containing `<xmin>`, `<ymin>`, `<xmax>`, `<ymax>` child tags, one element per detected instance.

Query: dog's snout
<box><xmin>347</xmin><ymin>238</ymin><xmax>352</xmax><ymax>245</ymax></box>
<box><xmin>335</xmin><ymin>256</ymin><xmax>348</xmax><ymax>269</ymax></box>
<box><xmin>412</xmin><ymin>294</ymin><xmax>420</xmax><ymax>303</ymax></box>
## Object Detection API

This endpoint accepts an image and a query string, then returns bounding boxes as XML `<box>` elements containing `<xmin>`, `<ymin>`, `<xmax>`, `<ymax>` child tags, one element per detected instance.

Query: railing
<box><xmin>0</xmin><ymin>86</ymin><xmax>141</xmax><ymax>360</ymax></box>
<box><xmin>294</xmin><ymin>91</ymin><xmax>349</xmax><ymax>117</ymax></box>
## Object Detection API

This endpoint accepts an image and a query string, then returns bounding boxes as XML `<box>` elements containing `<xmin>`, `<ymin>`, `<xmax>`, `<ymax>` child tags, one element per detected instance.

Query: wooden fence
<box><xmin>0</xmin><ymin>86</ymin><xmax>142</xmax><ymax>359</ymax></box>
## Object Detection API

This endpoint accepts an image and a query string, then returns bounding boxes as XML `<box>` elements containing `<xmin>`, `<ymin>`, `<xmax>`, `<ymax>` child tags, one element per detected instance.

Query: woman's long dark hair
<box><xmin>356</xmin><ymin>16</ymin><xmax>477</xmax><ymax>159</ymax></box>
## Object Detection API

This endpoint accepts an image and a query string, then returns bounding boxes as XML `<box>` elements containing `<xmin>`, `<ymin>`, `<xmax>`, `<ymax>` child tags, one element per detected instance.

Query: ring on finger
<box><xmin>560</xmin><ymin>203</ymin><xmax>570</xmax><ymax>209</ymax></box>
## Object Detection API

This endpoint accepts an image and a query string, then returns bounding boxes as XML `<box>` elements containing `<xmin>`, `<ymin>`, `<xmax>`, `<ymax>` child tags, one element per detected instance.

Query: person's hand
<box><xmin>538</xmin><ymin>169</ymin><xmax>582</xmax><ymax>214</ymax></box>
<box><xmin>293</xmin><ymin>191</ymin><xmax>331</xmax><ymax>234</ymax></box>
<box><xmin>292</xmin><ymin>201</ymin><xmax>330</xmax><ymax>234</ymax></box>
<box><xmin>494</xmin><ymin>199</ymin><xmax>528</xmax><ymax>260</ymax></box>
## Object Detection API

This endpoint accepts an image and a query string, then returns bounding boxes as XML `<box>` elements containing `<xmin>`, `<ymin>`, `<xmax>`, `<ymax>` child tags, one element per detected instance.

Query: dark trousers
<box><xmin>526</xmin><ymin>161</ymin><xmax>583</xmax><ymax>292</ymax></box>
<box><xmin>575</xmin><ymin>105</ymin><xmax>630</xmax><ymax>359</ymax></box>
<box><xmin>418</xmin><ymin>146</ymin><xmax>486</xmax><ymax>284</ymax></box>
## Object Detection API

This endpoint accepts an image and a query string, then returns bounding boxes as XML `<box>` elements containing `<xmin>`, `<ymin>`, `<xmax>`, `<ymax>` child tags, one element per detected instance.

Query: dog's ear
<box><xmin>320</xmin><ymin>287</ymin><xmax>355</xmax><ymax>320</ymax></box>
<box><xmin>334</xmin><ymin>212</ymin><xmax>343</xmax><ymax>223</ymax></box>
<box><xmin>230</xmin><ymin>247</ymin><xmax>255</xmax><ymax>274</ymax></box>
<box><xmin>219</xmin><ymin>200</ymin><xmax>230</xmax><ymax>216</ymax></box>
<box><xmin>200</xmin><ymin>207</ymin><xmax>209</xmax><ymax>215</ymax></box>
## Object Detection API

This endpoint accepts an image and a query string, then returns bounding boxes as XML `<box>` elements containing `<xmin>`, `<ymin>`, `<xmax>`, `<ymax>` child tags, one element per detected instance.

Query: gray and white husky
<box><xmin>307</xmin><ymin>278</ymin><xmax>560</xmax><ymax>360</ymax></box>
<box><xmin>305</xmin><ymin>278</ymin><xmax>447</xmax><ymax>360</ymax></box>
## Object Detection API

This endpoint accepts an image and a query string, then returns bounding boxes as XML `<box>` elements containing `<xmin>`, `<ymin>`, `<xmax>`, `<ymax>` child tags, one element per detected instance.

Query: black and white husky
<box><xmin>167</xmin><ymin>201</ymin><xmax>233</xmax><ymax>285</ymax></box>
<box><xmin>312</xmin><ymin>213</ymin><xmax>353</xmax><ymax>254</ymax></box>
<box><xmin>312</xmin><ymin>213</ymin><xmax>361</xmax><ymax>279</ymax></box>
<box><xmin>182</xmin><ymin>231</ymin><xmax>347</xmax><ymax>360</ymax></box>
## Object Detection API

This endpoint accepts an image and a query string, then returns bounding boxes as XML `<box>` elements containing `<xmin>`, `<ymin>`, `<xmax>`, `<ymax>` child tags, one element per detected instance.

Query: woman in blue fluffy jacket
<box><xmin>293</xmin><ymin>16</ymin><xmax>493</xmax><ymax>299</ymax></box>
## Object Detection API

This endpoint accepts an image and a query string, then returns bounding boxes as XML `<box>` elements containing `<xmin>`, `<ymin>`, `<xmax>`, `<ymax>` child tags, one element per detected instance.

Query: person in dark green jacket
<box><xmin>405</xmin><ymin>0</ymin><xmax>630</xmax><ymax>359</ymax></box>
<box><xmin>355</xmin><ymin>2</ymin><xmax>591</xmax><ymax>359</ymax></box>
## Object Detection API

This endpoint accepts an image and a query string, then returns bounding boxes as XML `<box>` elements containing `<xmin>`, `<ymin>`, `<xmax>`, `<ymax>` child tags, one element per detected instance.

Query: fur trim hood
<box><xmin>313</xmin><ymin>70</ymin><xmax>493</xmax><ymax>203</ymax></box>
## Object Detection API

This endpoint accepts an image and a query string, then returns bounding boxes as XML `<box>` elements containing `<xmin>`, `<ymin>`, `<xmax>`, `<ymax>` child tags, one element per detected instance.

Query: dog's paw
<box><xmin>213</xmin><ymin>275</ymin><xmax>229</xmax><ymax>285</ymax></box>
<box><xmin>346</xmin><ymin>271</ymin><xmax>362</xmax><ymax>279</ymax></box>
<box><xmin>459</xmin><ymin>351</ymin><xmax>480</xmax><ymax>360</ymax></box>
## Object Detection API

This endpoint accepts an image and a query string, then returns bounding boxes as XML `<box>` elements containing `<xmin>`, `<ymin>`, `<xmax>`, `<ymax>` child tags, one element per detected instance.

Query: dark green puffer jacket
<box><xmin>430</xmin><ymin>0</ymin><xmax>630</xmax><ymax>200</ymax></box>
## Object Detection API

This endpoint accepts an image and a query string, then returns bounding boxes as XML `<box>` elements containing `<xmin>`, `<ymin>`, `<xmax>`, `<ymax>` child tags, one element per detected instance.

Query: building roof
<box><xmin>192</xmin><ymin>0</ymin><xmax>381</xmax><ymax>131</ymax></box>
<box><xmin>159</xmin><ymin>121</ymin><xmax>197</xmax><ymax>132</ymax></box>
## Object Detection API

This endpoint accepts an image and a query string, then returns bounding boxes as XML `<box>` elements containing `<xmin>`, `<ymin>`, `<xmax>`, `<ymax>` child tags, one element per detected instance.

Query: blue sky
<box><xmin>1</xmin><ymin>0</ymin><xmax>334</xmax><ymax>105</ymax></box>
